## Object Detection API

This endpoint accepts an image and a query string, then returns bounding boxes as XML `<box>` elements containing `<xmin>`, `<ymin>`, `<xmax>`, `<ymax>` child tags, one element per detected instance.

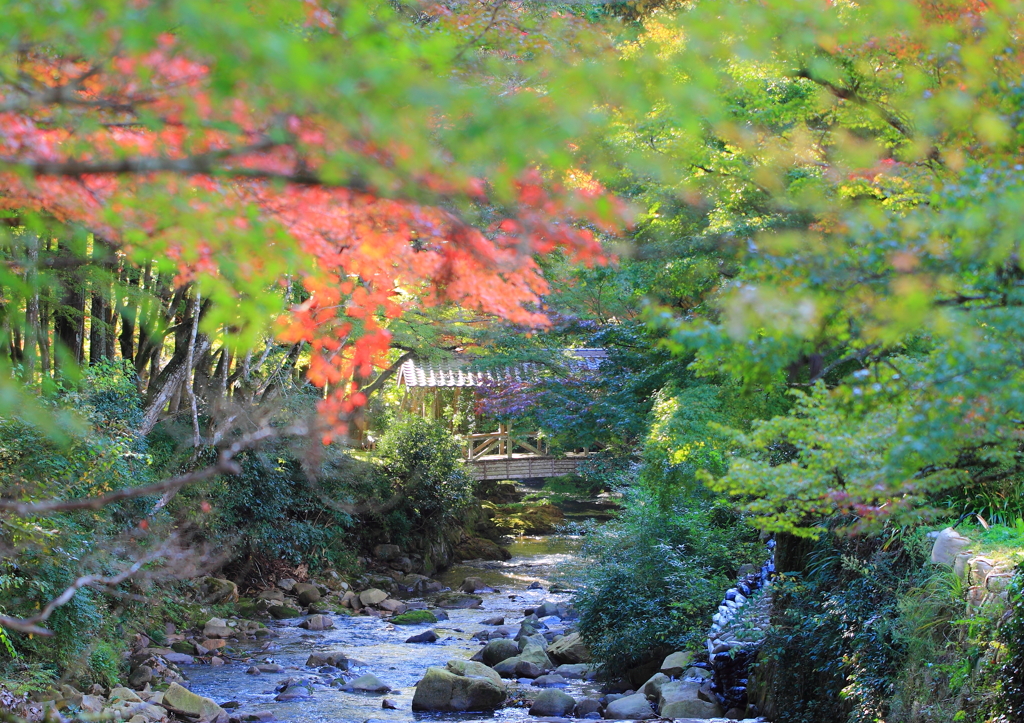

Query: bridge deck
<box><xmin>469</xmin><ymin>453</ymin><xmax>586</xmax><ymax>481</ymax></box>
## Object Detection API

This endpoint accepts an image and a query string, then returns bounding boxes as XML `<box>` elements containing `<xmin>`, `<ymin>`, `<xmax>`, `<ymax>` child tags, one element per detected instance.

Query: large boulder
<box><xmin>518</xmin><ymin>643</ymin><xmax>554</xmax><ymax>670</ymax></box>
<box><xmin>292</xmin><ymin>583</ymin><xmax>321</xmax><ymax>606</ymax></box>
<box><xmin>446</xmin><ymin>659</ymin><xmax>505</xmax><ymax>687</ymax></box>
<box><xmin>199</xmin><ymin>578</ymin><xmax>239</xmax><ymax>604</ymax></box>
<box><xmin>482</xmin><ymin>638</ymin><xmax>521</xmax><ymax>666</ymax></box>
<box><xmin>659</xmin><ymin>651</ymin><xmax>693</xmax><ymax>677</ymax></box>
<box><xmin>160</xmin><ymin>683</ymin><xmax>227</xmax><ymax>722</ymax></box>
<box><xmin>492</xmin><ymin>657</ymin><xmax>522</xmax><ymax>678</ymax></box>
<box><xmin>412</xmin><ymin>662</ymin><xmax>506</xmax><ymax>712</ymax></box>
<box><xmin>660</xmin><ymin>698</ymin><xmax>722</xmax><ymax>718</ymax></box>
<box><xmin>359</xmin><ymin>588</ymin><xmax>389</xmax><ymax>606</ymax></box>
<box><xmin>453</xmin><ymin>537</ymin><xmax>512</xmax><ymax>562</ymax></box>
<box><xmin>603</xmin><ymin>693</ymin><xmax>656</xmax><ymax>720</ymax></box>
<box><xmin>546</xmin><ymin>632</ymin><xmax>590</xmax><ymax>664</ymax></box>
<box><xmin>658</xmin><ymin>681</ymin><xmax>722</xmax><ymax>718</ymax></box>
<box><xmin>529</xmin><ymin>689</ymin><xmax>576</xmax><ymax>717</ymax></box>
<box><xmin>641</xmin><ymin>672</ymin><xmax>669</xmax><ymax>699</ymax></box>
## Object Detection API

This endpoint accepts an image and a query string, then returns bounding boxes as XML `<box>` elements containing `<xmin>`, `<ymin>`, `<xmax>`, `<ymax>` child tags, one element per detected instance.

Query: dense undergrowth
<box><xmin>0</xmin><ymin>366</ymin><xmax>476</xmax><ymax>689</ymax></box>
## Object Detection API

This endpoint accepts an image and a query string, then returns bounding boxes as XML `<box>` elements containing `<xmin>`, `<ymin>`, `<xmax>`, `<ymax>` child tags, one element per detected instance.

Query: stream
<box><xmin>185</xmin><ymin>537</ymin><xmax>595</xmax><ymax>723</ymax></box>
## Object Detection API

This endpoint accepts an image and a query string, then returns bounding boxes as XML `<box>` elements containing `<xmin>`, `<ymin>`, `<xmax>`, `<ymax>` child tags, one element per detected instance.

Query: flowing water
<box><xmin>185</xmin><ymin>537</ymin><xmax>596</xmax><ymax>723</ymax></box>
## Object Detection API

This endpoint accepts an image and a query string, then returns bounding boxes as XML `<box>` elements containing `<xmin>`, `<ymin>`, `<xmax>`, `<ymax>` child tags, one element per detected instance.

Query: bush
<box><xmin>573</xmin><ymin>485</ymin><xmax>761</xmax><ymax>679</ymax></box>
<box><xmin>368</xmin><ymin>416</ymin><xmax>474</xmax><ymax>545</ymax></box>
<box><xmin>1000</xmin><ymin>569</ymin><xmax>1024</xmax><ymax>721</ymax></box>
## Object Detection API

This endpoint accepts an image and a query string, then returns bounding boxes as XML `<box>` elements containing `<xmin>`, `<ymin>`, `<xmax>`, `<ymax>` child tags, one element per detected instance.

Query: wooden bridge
<box><xmin>465</xmin><ymin>424</ymin><xmax>590</xmax><ymax>480</ymax></box>
<box><xmin>394</xmin><ymin>350</ymin><xmax>607</xmax><ymax>481</ymax></box>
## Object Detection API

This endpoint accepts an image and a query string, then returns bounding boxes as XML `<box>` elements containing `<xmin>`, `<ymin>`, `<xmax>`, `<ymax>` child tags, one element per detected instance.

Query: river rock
<box><xmin>275</xmin><ymin>685</ymin><xmax>311</xmax><ymax>701</ymax></box>
<box><xmin>575</xmin><ymin>698</ymin><xmax>602</xmax><ymax>717</ymax></box>
<box><xmin>129</xmin><ymin>665</ymin><xmax>153</xmax><ymax>688</ymax></box>
<box><xmin>203</xmin><ymin>618</ymin><xmax>233</xmax><ymax>639</ymax></box>
<box><xmin>531</xmin><ymin>674</ymin><xmax>567</xmax><ymax>688</ymax></box>
<box><xmin>412</xmin><ymin>662</ymin><xmax>507</xmax><ymax>711</ymax></box>
<box><xmin>268</xmin><ymin>605</ymin><xmax>302</xmax><ymax>619</ymax></box>
<box><xmin>529</xmin><ymin>689</ymin><xmax>576</xmax><ymax>717</ymax></box>
<box><xmin>360</xmin><ymin>588</ymin><xmax>389</xmax><ymax>606</ymax></box>
<box><xmin>299</xmin><ymin>614</ymin><xmax>333</xmax><ymax>631</ymax></box>
<box><xmin>454</xmin><ymin>537</ymin><xmax>512</xmax><ymax>562</ymax></box>
<box><xmin>201</xmin><ymin>638</ymin><xmax>227</xmax><ymax>651</ymax></box>
<box><xmin>406</xmin><ymin>630</ymin><xmax>438</xmax><ymax>644</ymax></box>
<box><xmin>111</xmin><ymin>688</ymin><xmax>144</xmax><ymax>704</ymax></box>
<box><xmin>493</xmin><ymin>657</ymin><xmax>522</xmax><ymax>678</ymax></box>
<box><xmin>555</xmin><ymin>664</ymin><xmax>593</xmax><ymax>680</ymax></box>
<box><xmin>519</xmin><ymin>643</ymin><xmax>554</xmax><ymax>670</ymax></box>
<box><xmin>534</xmin><ymin>601</ymin><xmax>559</xmax><ymax>618</ymax></box>
<box><xmin>81</xmin><ymin>695</ymin><xmax>105</xmax><ymax>713</ymax></box>
<box><xmin>292</xmin><ymin>583</ymin><xmax>321</xmax><ymax>605</ymax></box>
<box><xmin>161</xmin><ymin>683</ymin><xmax>227</xmax><ymax>722</ymax></box>
<box><xmin>659</xmin><ymin>651</ymin><xmax>693</xmax><ymax>676</ymax></box>
<box><xmin>658</xmin><ymin>680</ymin><xmax>721</xmax><ymax>718</ymax></box>
<box><xmin>199</xmin><ymin>577</ymin><xmax>239</xmax><ymax>604</ymax></box>
<box><xmin>660</xmin><ymin>698</ymin><xmax>722</xmax><ymax>718</ymax></box>
<box><xmin>277</xmin><ymin>578</ymin><xmax>297</xmax><ymax>591</ymax></box>
<box><xmin>379</xmin><ymin>599</ymin><xmax>408</xmax><ymax>614</ymax></box>
<box><xmin>515</xmin><ymin>661</ymin><xmax>543</xmax><ymax>678</ymax></box>
<box><xmin>602</xmin><ymin>693</ymin><xmax>656</xmax><ymax>720</ymax></box>
<box><xmin>482</xmin><ymin>615</ymin><xmax>505</xmax><ymax>626</ymax></box>
<box><xmin>341</xmin><ymin>674</ymin><xmax>391</xmax><ymax>693</ymax></box>
<box><xmin>447</xmin><ymin>660</ymin><xmax>504</xmax><ymax>686</ymax></box>
<box><xmin>483</xmin><ymin>638</ymin><xmax>521</xmax><ymax>665</ymax></box>
<box><xmin>257</xmin><ymin>664</ymin><xmax>285</xmax><ymax>673</ymax></box>
<box><xmin>546</xmin><ymin>632</ymin><xmax>590</xmax><ymax>664</ymax></box>
<box><xmin>435</xmin><ymin>593</ymin><xmax>483</xmax><ymax>609</ymax></box>
<box><xmin>460</xmin><ymin>577</ymin><xmax>496</xmax><ymax>594</ymax></box>
<box><xmin>164</xmin><ymin>652</ymin><xmax>195</xmax><ymax>665</ymax></box>
<box><xmin>641</xmin><ymin>672</ymin><xmax>668</xmax><ymax>698</ymax></box>
<box><xmin>258</xmin><ymin>589</ymin><xmax>286</xmax><ymax>602</ymax></box>
<box><xmin>306</xmin><ymin>650</ymin><xmax>349</xmax><ymax>668</ymax></box>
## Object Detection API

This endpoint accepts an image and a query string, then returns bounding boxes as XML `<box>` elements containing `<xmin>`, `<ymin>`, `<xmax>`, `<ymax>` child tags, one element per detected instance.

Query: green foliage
<box><xmin>87</xmin><ymin>640</ymin><xmax>124</xmax><ymax>689</ymax></box>
<box><xmin>999</xmin><ymin>569</ymin><xmax>1024</xmax><ymax>721</ymax></box>
<box><xmin>754</xmin><ymin>531</ymin><xmax>930</xmax><ymax>723</ymax></box>
<box><xmin>573</xmin><ymin>485</ymin><xmax>760</xmax><ymax>678</ymax></box>
<box><xmin>368</xmin><ymin>416</ymin><xmax>475</xmax><ymax>546</ymax></box>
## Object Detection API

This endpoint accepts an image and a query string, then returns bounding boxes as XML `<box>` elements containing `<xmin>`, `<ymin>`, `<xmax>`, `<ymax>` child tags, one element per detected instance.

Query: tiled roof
<box><xmin>395</xmin><ymin>348</ymin><xmax>608</xmax><ymax>388</ymax></box>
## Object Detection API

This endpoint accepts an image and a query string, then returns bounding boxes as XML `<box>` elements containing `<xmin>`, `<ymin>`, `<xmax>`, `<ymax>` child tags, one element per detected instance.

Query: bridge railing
<box><xmin>465</xmin><ymin>424</ymin><xmax>550</xmax><ymax>460</ymax></box>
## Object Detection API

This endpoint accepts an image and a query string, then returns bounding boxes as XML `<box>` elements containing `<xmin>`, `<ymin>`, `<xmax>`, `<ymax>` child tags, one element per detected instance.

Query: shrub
<box><xmin>1000</xmin><ymin>569</ymin><xmax>1024</xmax><ymax>721</ymax></box>
<box><xmin>573</xmin><ymin>485</ymin><xmax>761</xmax><ymax>679</ymax></box>
<box><xmin>368</xmin><ymin>416</ymin><xmax>474</xmax><ymax>545</ymax></box>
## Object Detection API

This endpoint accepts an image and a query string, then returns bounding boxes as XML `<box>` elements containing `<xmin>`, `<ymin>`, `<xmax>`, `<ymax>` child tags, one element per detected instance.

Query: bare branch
<box><xmin>0</xmin><ymin>426</ymin><xmax>279</xmax><ymax>516</ymax></box>
<box><xmin>0</xmin><ymin>537</ymin><xmax>177</xmax><ymax>636</ymax></box>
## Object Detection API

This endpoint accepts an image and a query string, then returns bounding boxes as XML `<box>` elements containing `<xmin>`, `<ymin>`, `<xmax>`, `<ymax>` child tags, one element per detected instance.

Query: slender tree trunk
<box><xmin>22</xmin><ymin>234</ymin><xmax>39</xmax><ymax>379</ymax></box>
<box><xmin>53</xmin><ymin>241</ymin><xmax>86</xmax><ymax>370</ymax></box>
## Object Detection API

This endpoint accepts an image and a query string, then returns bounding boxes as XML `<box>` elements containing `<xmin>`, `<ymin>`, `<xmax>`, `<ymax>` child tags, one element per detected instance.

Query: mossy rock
<box><xmin>392</xmin><ymin>610</ymin><xmax>438</xmax><ymax>625</ymax></box>
<box><xmin>267</xmin><ymin>605</ymin><xmax>302</xmax><ymax>619</ymax></box>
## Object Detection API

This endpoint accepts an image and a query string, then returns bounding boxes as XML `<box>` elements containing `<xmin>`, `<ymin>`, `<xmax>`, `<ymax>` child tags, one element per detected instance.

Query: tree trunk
<box><xmin>53</xmin><ymin>241</ymin><xmax>86</xmax><ymax>370</ymax></box>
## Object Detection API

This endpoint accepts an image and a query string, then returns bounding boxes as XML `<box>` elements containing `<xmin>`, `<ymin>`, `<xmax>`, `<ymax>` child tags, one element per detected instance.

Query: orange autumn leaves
<box><xmin>0</xmin><ymin>40</ymin><xmax>621</xmax><ymax>437</ymax></box>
